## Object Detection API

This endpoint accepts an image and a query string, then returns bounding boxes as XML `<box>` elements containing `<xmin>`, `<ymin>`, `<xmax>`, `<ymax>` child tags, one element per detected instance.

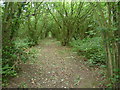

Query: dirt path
<box><xmin>7</xmin><ymin>39</ymin><xmax>102</xmax><ymax>88</ymax></box>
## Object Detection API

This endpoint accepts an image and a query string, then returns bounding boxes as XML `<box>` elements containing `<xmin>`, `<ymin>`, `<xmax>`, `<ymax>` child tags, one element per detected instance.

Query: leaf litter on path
<box><xmin>7</xmin><ymin>39</ymin><xmax>105</xmax><ymax>88</ymax></box>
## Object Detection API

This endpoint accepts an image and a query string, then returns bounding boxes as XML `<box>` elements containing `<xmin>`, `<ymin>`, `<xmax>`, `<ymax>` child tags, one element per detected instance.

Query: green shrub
<box><xmin>70</xmin><ymin>37</ymin><xmax>106</xmax><ymax>65</ymax></box>
<box><xmin>14</xmin><ymin>38</ymin><xmax>29</xmax><ymax>49</ymax></box>
<box><xmin>2</xmin><ymin>39</ymin><xmax>30</xmax><ymax>86</ymax></box>
<box><xmin>2</xmin><ymin>37</ymin><xmax>39</xmax><ymax>87</ymax></box>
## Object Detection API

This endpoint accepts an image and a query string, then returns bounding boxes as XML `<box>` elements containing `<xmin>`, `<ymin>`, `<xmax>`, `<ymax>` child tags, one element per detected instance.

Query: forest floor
<box><xmin>7</xmin><ymin>38</ymin><xmax>106</xmax><ymax>88</ymax></box>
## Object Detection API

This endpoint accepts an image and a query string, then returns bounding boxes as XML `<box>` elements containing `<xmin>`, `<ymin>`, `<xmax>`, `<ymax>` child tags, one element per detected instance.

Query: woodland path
<box><xmin>8</xmin><ymin>38</ymin><xmax>102</xmax><ymax>88</ymax></box>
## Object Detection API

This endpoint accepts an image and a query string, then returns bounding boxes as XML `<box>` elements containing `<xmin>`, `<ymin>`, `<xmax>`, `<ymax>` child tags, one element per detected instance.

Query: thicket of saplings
<box><xmin>1</xmin><ymin>2</ymin><xmax>120</xmax><ymax>87</ymax></box>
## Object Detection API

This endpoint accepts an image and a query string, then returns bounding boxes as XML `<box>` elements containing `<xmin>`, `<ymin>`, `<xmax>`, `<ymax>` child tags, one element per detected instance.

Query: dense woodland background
<box><xmin>1</xmin><ymin>1</ymin><xmax>120</xmax><ymax>88</ymax></box>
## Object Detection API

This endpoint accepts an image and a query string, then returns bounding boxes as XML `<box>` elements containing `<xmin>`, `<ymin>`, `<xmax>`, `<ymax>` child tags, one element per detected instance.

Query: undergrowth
<box><xmin>2</xmin><ymin>38</ymin><xmax>37</xmax><ymax>87</ymax></box>
<box><xmin>70</xmin><ymin>37</ymin><xmax>120</xmax><ymax>88</ymax></box>
<box><xmin>70</xmin><ymin>37</ymin><xmax>106</xmax><ymax>66</ymax></box>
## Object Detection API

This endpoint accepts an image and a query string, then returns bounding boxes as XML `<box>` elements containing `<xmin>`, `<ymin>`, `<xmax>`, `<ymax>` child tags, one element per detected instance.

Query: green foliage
<box><xmin>2</xmin><ymin>36</ymin><xmax>39</xmax><ymax>87</ymax></box>
<box><xmin>106</xmin><ymin>69</ymin><xmax>120</xmax><ymax>87</ymax></box>
<box><xmin>1</xmin><ymin>2</ymin><xmax>120</xmax><ymax>87</ymax></box>
<box><xmin>2</xmin><ymin>47</ymin><xmax>26</xmax><ymax>75</ymax></box>
<box><xmin>2</xmin><ymin>39</ymin><xmax>31</xmax><ymax>86</ymax></box>
<box><xmin>14</xmin><ymin>38</ymin><xmax>29</xmax><ymax>49</ymax></box>
<box><xmin>70</xmin><ymin>37</ymin><xmax>106</xmax><ymax>65</ymax></box>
